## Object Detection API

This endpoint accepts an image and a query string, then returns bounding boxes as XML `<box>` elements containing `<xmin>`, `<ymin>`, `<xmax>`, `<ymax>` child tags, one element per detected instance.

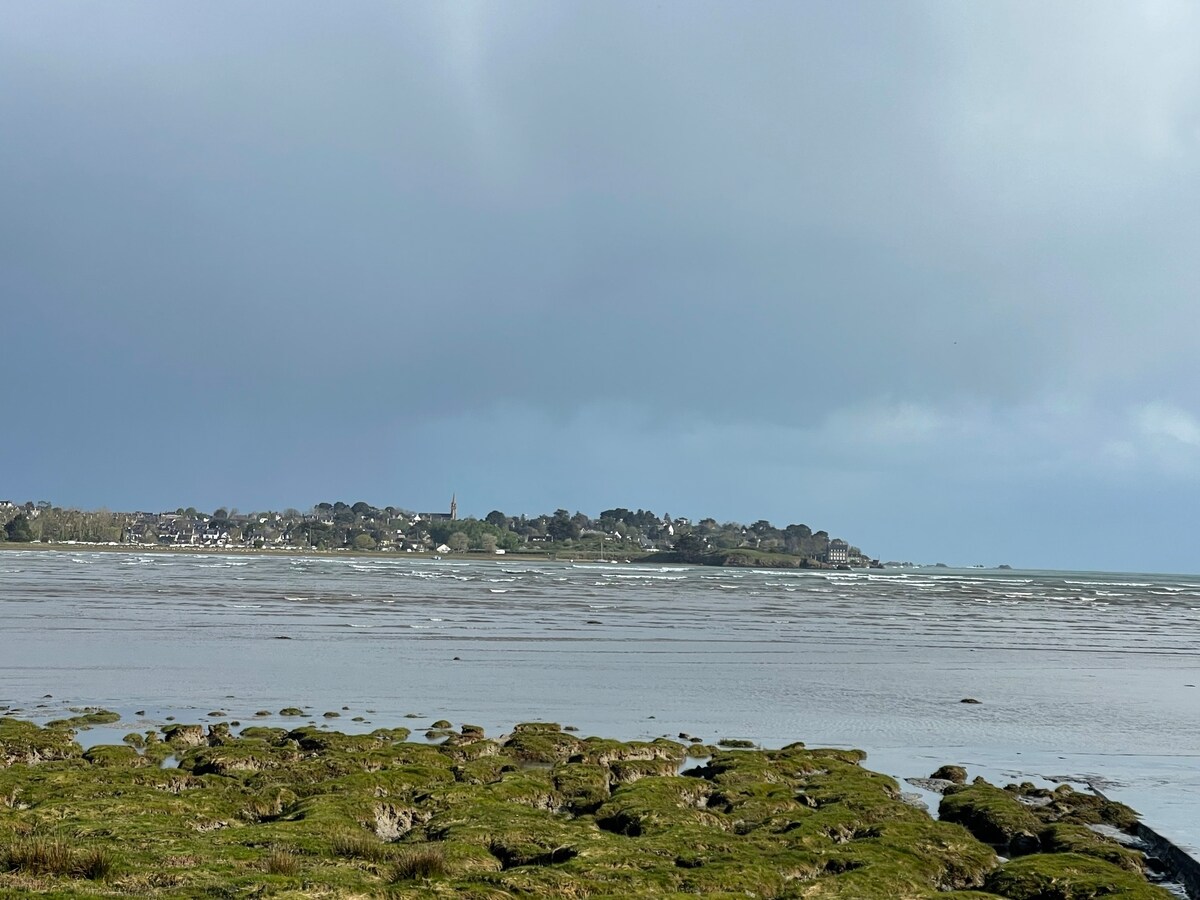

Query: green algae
<box><xmin>0</xmin><ymin>718</ymin><xmax>82</xmax><ymax>767</ymax></box>
<box><xmin>0</xmin><ymin>718</ymin><xmax>1174</xmax><ymax>899</ymax></box>
<box><xmin>939</xmin><ymin>776</ymin><xmax>1151</xmax><ymax>878</ymax></box>
<box><xmin>45</xmin><ymin>709</ymin><xmax>121</xmax><ymax>730</ymax></box>
<box><xmin>986</xmin><ymin>852</ymin><xmax>1173</xmax><ymax>899</ymax></box>
<box><xmin>940</xmin><ymin>781</ymin><xmax>1045</xmax><ymax>855</ymax></box>
<box><xmin>1039</xmin><ymin>822</ymin><xmax>1147</xmax><ymax>873</ymax></box>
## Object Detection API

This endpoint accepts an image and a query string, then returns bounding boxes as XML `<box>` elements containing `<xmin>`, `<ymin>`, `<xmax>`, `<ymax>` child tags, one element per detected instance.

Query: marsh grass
<box><xmin>389</xmin><ymin>844</ymin><xmax>446</xmax><ymax>881</ymax></box>
<box><xmin>331</xmin><ymin>830</ymin><xmax>392</xmax><ymax>863</ymax></box>
<box><xmin>264</xmin><ymin>848</ymin><xmax>301</xmax><ymax>876</ymax></box>
<box><xmin>242</xmin><ymin>791</ymin><xmax>291</xmax><ymax>823</ymax></box>
<box><xmin>74</xmin><ymin>846</ymin><xmax>119</xmax><ymax>881</ymax></box>
<box><xmin>1</xmin><ymin>837</ymin><xmax>119</xmax><ymax>880</ymax></box>
<box><xmin>2</xmin><ymin>837</ymin><xmax>74</xmax><ymax>876</ymax></box>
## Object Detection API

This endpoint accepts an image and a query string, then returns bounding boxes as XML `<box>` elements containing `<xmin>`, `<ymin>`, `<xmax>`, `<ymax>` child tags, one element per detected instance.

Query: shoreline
<box><xmin>4</xmin><ymin>698</ymin><xmax>1199</xmax><ymax>889</ymax></box>
<box><xmin>1</xmin><ymin>708</ymin><xmax>1193</xmax><ymax>898</ymax></box>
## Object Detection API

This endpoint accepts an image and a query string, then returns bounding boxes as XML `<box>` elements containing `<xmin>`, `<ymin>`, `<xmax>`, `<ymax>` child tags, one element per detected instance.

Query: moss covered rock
<box><xmin>985</xmin><ymin>852</ymin><xmax>1173</xmax><ymax>899</ymax></box>
<box><xmin>0</xmin><ymin>718</ymin><xmax>1171</xmax><ymax>899</ymax></box>
<box><xmin>939</xmin><ymin>781</ymin><xmax>1044</xmax><ymax>855</ymax></box>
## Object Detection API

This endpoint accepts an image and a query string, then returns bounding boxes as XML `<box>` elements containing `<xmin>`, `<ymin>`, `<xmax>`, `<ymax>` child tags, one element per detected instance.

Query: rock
<box><xmin>907</xmin><ymin>777</ymin><xmax>957</xmax><ymax>794</ymax></box>
<box><xmin>940</xmin><ymin>782</ymin><xmax>1044</xmax><ymax>856</ymax></box>
<box><xmin>162</xmin><ymin>724</ymin><xmax>206</xmax><ymax>748</ymax></box>
<box><xmin>961</xmin><ymin>698</ymin><xmax>982</xmax><ymax>704</ymax></box>
<box><xmin>932</xmin><ymin>764</ymin><xmax>968</xmax><ymax>784</ymax></box>
<box><xmin>900</xmin><ymin>791</ymin><xmax>929</xmax><ymax>811</ymax></box>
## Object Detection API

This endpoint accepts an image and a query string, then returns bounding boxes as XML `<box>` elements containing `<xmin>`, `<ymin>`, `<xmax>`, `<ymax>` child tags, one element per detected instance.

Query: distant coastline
<box><xmin>1</xmin><ymin>499</ymin><xmax>875</xmax><ymax>568</ymax></box>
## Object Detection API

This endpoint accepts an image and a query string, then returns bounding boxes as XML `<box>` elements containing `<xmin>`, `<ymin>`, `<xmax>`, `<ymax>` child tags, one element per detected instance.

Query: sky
<box><xmin>3</xmin><ymin>2</ymin><xmax>1200</xmax><ymax>572</ymax></box>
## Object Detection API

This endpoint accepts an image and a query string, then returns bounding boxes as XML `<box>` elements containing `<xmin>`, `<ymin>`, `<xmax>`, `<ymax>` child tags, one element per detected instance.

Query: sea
<box><xmin>1</xmin><ymin>549</ymin><xmax>1197</xmax><ymax>857</ymax></box>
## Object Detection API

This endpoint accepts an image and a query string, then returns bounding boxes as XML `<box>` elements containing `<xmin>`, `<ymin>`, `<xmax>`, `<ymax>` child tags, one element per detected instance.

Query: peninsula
<box><xmin>0</xmin><ymin>499</ymin><xmax>876</xmax><ymax>569</ymax></box>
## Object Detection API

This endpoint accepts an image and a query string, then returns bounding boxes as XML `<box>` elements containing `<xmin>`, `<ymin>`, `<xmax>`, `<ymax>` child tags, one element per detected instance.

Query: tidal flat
<box><xmin>1</xmin><ymin>550</ymin><xmax>1198</xmax><ymax>873</ymax></box>
<box><xmin>0</xmin><ymin>715</ymin><xmax>1179</xmax><ymax>898</ymax></box>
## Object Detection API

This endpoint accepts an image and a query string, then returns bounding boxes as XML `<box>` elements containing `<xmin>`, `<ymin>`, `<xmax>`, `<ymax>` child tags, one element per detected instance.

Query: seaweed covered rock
<box><xmin>502</xmin><ymin>727</ymin><xmax>582</xmax><ymax>763</ymax></box>
<box><xmin>0</xmin><ymin>718</ymin><xmax>82</xmax><ymax>767</ymax></box>
<box><xmin>46</xmin><ymin>708</ymin><xmax>121</xmax><ymax>729</ymax></box>
<box><xmin>939</xmin><ymin>781</ymin><xmax>1044</xmax><ymax>856</ymax></box>
<box><xmin>1036</xmin><ymin>783</ymin><xmax>1142</xmax><ymax>831</ymax></box>
<box><xmin>552</xmin><ymin>761</ymin><xmax>611</xmax><ymax>813</ymax></box>
<box><xmin>595</xmin><ymin>774</ymin><xmax>721</xmax><ymax>835</ymax></box>
<box><xmin>160</xmin><ymin>723</ymin><xmax>206</xmax><ymax>748</ymax></box>
<box><xmin>932</xmin><ymin>764</ymin><xmax>968</xmax><ymax>784</ymax></box>
<box><xmin>985</xmin><ymin>852</ymin><xmax>1174</xmax><ymax>899</ymax></box>
<box><xmin>82</xmin><ymin>744</ymin><xmax>146</xmax><ymax>768</ymax></box>
<box><xmin>573</xmin><ymin>736</ymin><xmax>686</xmax><ymax>767</ymax></box>
<box><xmin>1038</xmin><ymin>822</ymin><xmax>1146</xmax><ymax>873</ymax></box>
<box><xmin>0</xmin><ymin>718</ymin><xmax>1171</xmax><ymax>899</ymax></box>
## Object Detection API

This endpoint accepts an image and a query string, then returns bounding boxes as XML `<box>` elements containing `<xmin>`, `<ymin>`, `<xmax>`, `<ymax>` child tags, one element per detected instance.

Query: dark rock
<box><xmin>933</xmin><ymin>764</ymin><xmax>969</xmax><ymax>784</ymax></box>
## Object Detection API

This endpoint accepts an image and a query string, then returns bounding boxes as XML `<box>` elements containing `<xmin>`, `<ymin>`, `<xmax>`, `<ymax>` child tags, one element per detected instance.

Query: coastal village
<box><xmin>0</xmin><ymin>498</ymin><xmax>871</xmax><ymax>567</ymax></box>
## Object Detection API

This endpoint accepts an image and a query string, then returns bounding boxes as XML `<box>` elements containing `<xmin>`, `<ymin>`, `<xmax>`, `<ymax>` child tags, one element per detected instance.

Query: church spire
<box><xmin>450</xmin><ymin>494</ymin><xmax>457</xmax><ymax>521</ymax></box>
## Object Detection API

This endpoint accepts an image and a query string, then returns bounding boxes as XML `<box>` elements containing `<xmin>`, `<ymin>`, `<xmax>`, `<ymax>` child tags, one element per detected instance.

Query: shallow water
<box><xmin>1</xmin><ymin>550</ymin><xmax>1197</xmax><ymax>853</ymax></box>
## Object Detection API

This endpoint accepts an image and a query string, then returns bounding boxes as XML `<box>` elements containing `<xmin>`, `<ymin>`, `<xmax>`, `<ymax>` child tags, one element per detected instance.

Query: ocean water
<box><xmin>1</xmin><ymin>549</ymin><xmax>1197</xmax><ymax>854</ymax></box>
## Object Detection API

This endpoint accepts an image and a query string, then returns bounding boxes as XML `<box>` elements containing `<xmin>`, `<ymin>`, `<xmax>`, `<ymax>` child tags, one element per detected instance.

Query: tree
<box><xmin>448</xmin><ymin>532</ymin><xmax>469</xmax><ymax>552</ymax></box>
<box><xmin>673</xmin><ymin>533</ymin><xmax>707</xmax><ymax>561</ymax></box>
<box><xmin>480</xmin><ymin>534</ymin><xmax>498</xmax><ymax>553</ymax></box>
<box><xmin>547</xmin><ymin>510</ymin><xmax>579</xmax><ymax>542</ymax></box>
<box><xmin>485</xmin><ymin>510</ymin><xmax>507</xmax><ymax>527</ymax></box>
<box><xmin>5</xmin><ymin>514</ymin><xmax>35</xmax><ymax>543</ymax></box>
<box><xmin>353</xmin><ymin>533</ymin><xmax>377</xmax><ymax>550</ymax></box>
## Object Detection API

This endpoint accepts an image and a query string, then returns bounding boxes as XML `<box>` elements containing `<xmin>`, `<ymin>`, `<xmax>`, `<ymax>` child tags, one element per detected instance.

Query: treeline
<box><xmin>0</xmin><ymin>499</ymin><xmax>865</xmax><ymax>563</ymax></box>
<box><xmin>0</xmin><ymin>505</ymin><xmax>125</xmax><ymax>544</ymax></box>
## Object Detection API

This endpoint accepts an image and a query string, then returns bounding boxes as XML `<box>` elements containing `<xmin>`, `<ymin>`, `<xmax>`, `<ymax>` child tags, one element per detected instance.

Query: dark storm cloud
<box><xmin>3</xmin><ymin>1</ymin><xmax>1200</xmax><ymax>569</ymax></box>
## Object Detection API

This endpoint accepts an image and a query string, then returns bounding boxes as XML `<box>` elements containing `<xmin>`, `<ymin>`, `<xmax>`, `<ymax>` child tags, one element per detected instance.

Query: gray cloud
<box><xmin>3</xmin><ymin>1</ymin><xmax>1199</xmax><ymax>569</ymax></box>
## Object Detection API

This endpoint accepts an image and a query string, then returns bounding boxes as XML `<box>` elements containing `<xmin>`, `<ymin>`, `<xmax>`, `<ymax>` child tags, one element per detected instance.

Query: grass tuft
<box><xmin>74</xmin><ymin>846</ymin><xmax>119</xmax><ymax>881</ymax></box>
<box><xmin>2</xmin><ymin>837</ymin><xmax>75</xmax><ymax>876</ymax></box>
<box><xmin>264</xmin><ymin>848</ymin><xmax>301</xmax><ymax>876</ymax></box>
<box><xmin>331</xmin><ymin>830</ymin><xmax>392</xmax><ymax>862</ymax></box>
<box><xmin>390</xmin><ymin>844</ymin><xmax>447</xmax><ymax>881</ymax></box>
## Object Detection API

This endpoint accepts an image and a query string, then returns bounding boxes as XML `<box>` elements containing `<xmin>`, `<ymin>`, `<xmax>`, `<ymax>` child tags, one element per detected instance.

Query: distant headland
<box><xmin>0</xmin><ymin>498</ymin><xmax>875</xmax><ymax>569</ymax></box>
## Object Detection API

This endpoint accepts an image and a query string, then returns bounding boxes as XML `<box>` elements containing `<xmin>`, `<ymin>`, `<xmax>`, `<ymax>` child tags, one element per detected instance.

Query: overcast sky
<box><xmin>3</xmin><ymin>2</ymin><xmax>1199</xmax><ymax>571</ymax></box>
